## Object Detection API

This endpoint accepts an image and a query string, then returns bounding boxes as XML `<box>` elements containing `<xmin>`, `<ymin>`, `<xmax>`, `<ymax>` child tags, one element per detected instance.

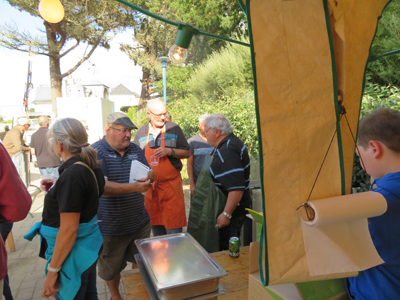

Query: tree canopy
<box><xmin>367</xmin><ymin>0</ymin><xmax>400</xmax><ymax>86</ymax></box>
<box><xmin>0</xmin><ymin>0</ymin><xmax>136</xmax><ymax>115</ymax></box>
<box><xmin>119</xmin><ymin>0</ymin><xmax>247</xmax><ymax>109</ymax></box>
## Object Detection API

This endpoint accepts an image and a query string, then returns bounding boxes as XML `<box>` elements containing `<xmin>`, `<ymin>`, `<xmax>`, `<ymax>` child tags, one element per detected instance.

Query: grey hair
<box><xmin>204</xmin><ymin>114</ymin><xmax>234</xmax><ymax>135</ymax></box>
<box><xmin>38</xmin><ymin>116</ymin><xmax>49</xmax><ymax>126</ymax></box>
<box><xmin>147</xmin><ymin>99</ymin><xmax>166</xmax><ymax>112</ymax></box>
<box><xmin>199</xmin><ymin>114</ymin><xmax>209</xmax><ymax>124</ymax></box>
<box><xmin>47</xmin><ymin>118</ymin><xmax>100</xmax><ymax>169</ymax></box>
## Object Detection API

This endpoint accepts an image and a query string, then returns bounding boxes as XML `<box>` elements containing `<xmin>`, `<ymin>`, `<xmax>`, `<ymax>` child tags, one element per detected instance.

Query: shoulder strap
<box><xmin>73</xmin><ymin>161</ymin><xmax>99</xmax><ymax>197</ymax></box>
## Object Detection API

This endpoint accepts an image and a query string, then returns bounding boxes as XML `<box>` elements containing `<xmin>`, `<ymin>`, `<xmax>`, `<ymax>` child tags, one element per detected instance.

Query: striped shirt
<box><xmin>92</xmin><ymin>138</ymin><xmax>150</xmax><ymax>235</ymax></box>
<box><xmin>210</xmin><ymin>133</ymin><xmax>251</xmax><ymax>217</ymax></box>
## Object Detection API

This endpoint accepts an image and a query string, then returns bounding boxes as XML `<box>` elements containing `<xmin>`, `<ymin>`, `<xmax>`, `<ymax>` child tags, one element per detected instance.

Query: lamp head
<box><xmin>38</xmin><ymin>0</ymin><xmax>65</xmax><ymax>23</ymax></box>
<box><xmin>168</xmin><ymin>22</ymin><xmax>199</xmax><ymax>64</ymax></box>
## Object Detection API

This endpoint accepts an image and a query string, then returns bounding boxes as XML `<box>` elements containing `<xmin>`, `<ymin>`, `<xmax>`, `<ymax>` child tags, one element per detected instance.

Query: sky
<box><xmin>0</xmin><ymin>0</ymin><xmax>143</xmax><ymax>120</ymax></box>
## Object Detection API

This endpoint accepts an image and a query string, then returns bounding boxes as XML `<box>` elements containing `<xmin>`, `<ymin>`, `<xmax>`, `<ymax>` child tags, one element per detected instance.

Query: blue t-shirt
<box><xmin>188</xmin><ymin>134</ymin><xmax>213</xmax><ymax>184</ymax></box>
<box><xmin>347</xmin><ymin>172</ymin><xmax>400</xmax><ymax>299</ymax></box>
<box><xmin>92</xmin><ymin>138</ymin><xmax>151</xmax><ymax>235</ymax></box>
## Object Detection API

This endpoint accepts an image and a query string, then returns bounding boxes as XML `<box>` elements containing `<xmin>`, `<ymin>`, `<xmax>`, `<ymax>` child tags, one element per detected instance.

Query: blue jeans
<box><xmin>151</xmin><ymin>225</ymin><xmax>182</xmax><ymax>237</ymax></box>
<box><xmin>55</xmin><ymin>261</ymin><xmax>98</xmax><ymax>300</ymax></box>
<box><xmin>218</xmin><ymin>215</ymin><xmax>246</xmax><ymax>251</ymax></box>
<box><xmin>0</xmin><ymin>223</ymin><xmax>14</xmax><ymax>300</ymax></box>
<box><xmin>39</xmin><ymin>167</ymin><xmax>60</xmax><ymax>179</ymax></box>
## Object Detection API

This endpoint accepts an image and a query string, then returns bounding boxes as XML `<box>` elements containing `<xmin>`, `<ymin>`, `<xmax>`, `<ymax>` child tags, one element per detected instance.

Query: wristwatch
<box><xmin>47</xmin><ymin>264</ymin><xmax>62</xmax><ymax>273</ymax></box>
<box><xmin>223</xmin><ymin>211</ymin><xmax>232</xmax><ymax>219</ymax></box>
<box><xmin>170</xmin><ymin>148</ymin><xmax>175</xmax><ymax>157</ymax></box>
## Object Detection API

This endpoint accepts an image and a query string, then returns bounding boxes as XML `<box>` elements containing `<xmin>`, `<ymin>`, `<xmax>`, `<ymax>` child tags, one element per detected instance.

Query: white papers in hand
<box><xmin>129</xmin><ymin>160</ymin><xmax>152</xmax><ymax>183</ymax></box>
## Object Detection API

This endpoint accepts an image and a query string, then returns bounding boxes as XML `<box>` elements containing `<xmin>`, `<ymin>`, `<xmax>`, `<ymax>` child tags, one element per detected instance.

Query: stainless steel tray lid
<box><xmin>135</xmin><ymin>233</ymin><xmax>227</xmax><ymax>290</ymax></box>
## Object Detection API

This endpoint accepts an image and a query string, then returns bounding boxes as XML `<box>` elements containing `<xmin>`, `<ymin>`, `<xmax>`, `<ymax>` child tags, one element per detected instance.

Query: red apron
<box><xmin>144</xmin><ymin>126</ymin><xmax>187</xmax><ymax>229</ymax></box>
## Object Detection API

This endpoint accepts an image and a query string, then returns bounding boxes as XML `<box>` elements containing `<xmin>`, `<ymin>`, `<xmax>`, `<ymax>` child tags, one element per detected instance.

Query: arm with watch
<box><xmin>216</xmin><ymin>190</ymin><xmax>244</xmax><ymax>229</ymax></box>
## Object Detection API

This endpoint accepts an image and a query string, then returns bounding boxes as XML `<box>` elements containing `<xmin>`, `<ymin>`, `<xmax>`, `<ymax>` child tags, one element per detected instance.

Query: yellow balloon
<box><xmin>38</xmin><ymin>0</ymin><xmax>65</xmax><ymax>23</ymax></box>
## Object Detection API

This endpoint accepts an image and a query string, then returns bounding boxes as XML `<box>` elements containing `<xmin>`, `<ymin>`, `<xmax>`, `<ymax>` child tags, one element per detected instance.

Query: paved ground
<box><xmin>5</xmin><ymin>162</ymin><xmax>191</xmax><ymax>300</ymax></box>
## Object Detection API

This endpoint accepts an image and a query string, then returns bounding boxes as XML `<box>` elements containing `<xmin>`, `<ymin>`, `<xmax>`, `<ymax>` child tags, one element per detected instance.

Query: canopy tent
<box><xmin>242</xmin><ymin>0</ymin><xmax>392</xmax><ymax>285</ymax></box>
<box><xmin>114</xmin><ymin>0</ymin><xmax>394</xmax><ymax>288</ymax></box>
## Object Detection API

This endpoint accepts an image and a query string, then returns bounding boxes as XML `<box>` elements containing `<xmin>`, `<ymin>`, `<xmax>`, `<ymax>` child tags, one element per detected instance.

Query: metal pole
<box><xmin>162</xmin><ymin>59</ymin><xmax>167</xmax><ymax>105</ymax></box>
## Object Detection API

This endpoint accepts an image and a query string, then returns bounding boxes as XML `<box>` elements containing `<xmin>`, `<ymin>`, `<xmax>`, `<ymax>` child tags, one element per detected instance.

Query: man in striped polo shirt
<box><xmin>204</xmin><ymin>114</ymin><xmax>252</xmax><ymax>251</ymax></box>
<box><xmin>92</xmin><ymin>112</ymin><xmax>154</xmax><ymax>300</ymax></box>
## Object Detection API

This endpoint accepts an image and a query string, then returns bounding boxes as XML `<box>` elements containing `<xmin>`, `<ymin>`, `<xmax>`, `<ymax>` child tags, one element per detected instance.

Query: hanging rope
<box><xmin>297</xmin><ymin>102</ymin><xmax>369</xmax><ymax>216</ymax></box>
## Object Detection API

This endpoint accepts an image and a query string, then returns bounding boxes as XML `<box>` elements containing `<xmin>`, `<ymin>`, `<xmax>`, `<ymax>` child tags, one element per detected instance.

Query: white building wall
<box><xmin>56</xmin><ymin>97</ymin><xmax>114</xmax><ymax>144</ymax></box>
<box><xmin>110</xmin><ymin>95</ymin><xmax>139</xmax><ymax>112</ymax></box>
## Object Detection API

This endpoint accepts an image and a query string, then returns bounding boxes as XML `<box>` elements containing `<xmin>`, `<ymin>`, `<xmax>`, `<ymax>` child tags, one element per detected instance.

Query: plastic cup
<box><xmin>41</xmin><ymin>174</ymin><xmax>55</xmax><ymax>192</ymax></box>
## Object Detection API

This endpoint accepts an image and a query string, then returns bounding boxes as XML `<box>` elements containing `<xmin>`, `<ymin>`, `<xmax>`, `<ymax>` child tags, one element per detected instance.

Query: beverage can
<box><xmin>229</xmin><ymin>237</ymin><xmax>240</xmax><ymax>258</ymax></box>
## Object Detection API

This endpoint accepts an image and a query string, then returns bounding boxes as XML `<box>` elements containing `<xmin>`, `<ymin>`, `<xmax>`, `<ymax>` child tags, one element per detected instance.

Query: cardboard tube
<box><xmin>303</xmin><ymin>191</ymin><xmax>387</xmax><ymax>227</ymax></box>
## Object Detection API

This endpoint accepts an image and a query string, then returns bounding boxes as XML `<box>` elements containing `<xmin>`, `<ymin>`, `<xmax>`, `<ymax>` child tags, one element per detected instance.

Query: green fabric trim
<box><xmin>368</xmin><ymin>48</ymin><xmax>400</xmax><ymax>62</ymax></box>
<box><xmin>237</xmin><ymin>0</ymin><xmax>246</xmax><ymax>12</ymax></box>
<box><xmin>322</xmin><ymin>0</ymin><xmax>346</xmax><ymax>195</ymax></box>
<box><xmin>244</xmin><ymin>0</ymin><xmax>269</xmax><ymax>286</ymax></box>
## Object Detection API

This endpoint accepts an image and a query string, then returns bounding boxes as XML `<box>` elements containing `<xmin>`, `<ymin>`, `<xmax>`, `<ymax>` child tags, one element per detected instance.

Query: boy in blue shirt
<box><xmin>347</xmin><ymin>108</ymin><xmax>400</xmax><ymax>299</ymax></box>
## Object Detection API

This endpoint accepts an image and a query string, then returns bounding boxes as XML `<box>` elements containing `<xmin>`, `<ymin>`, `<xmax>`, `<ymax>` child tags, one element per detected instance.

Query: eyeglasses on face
<box><xmin>149</xmin><ymin>111</ymin><xmax>168</xmax><ymax>118</ymax></box>
<box><xmin>109</xmin><ymin>126</ymin><xmax>132</xmax><ymax>134</ymax></box>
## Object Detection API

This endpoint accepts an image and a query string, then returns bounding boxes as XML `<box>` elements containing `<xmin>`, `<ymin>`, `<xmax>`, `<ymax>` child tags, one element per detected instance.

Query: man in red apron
<box><xmin>133</xmin><ymin>99</ymin><xmax>190</xmax><ymax>236</ymax></box>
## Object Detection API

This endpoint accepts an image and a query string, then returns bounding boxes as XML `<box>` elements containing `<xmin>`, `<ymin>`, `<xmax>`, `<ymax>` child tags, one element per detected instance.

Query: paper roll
<box><xmin>304</xmin><ymin>191</ymin><xmax>388</xmax><ymax>227</ymax></box>
<box><xmin>301</xmin><ymin>191</ymin><xmax>388</xmax><ymax>276</ymax></box>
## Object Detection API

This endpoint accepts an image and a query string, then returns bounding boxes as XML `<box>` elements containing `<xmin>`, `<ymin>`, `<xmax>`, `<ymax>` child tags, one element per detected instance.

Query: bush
<box><xmin>120</xmin><ymin>106</ymin><xmax>135</xmax><ymax>113</ymax></box>
<box><xmin>168</xmin><ymin>90</ymin><xmax>258</xmax><ymax>158</ymax></box>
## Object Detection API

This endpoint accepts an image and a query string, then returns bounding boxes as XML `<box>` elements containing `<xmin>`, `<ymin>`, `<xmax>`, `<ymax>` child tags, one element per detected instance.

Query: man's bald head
<box><xmin>38</xmin><ymin>116</ymin><xmax>50</xmax><ymax>127</ymax></box>
<box><xmin>147</xmin><ymin>99</ymin><xmax>166</xmax><ymax>112</ymax></box>
<box><xmin>147</xmin><ymin>99</ymin><xmax>168</xmax><ymax>128</ymax></box>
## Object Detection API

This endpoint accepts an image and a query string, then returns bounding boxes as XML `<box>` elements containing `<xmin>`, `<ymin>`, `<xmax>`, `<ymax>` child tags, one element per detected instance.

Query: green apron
<box><xmin>187</xmin><ymin>154</ymin><xmax>227</xmax><ymax>253</ymax></box>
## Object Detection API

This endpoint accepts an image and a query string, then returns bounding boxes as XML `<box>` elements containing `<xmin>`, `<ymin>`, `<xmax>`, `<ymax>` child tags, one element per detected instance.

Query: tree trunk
<box><xmin>49</xmin><ymin>56</ymin><xmax>62</xmax><ymax>117</ymax></box>
<box><xmin>137</xmin><ymin>67</ymin><xmax>151</xmax><ymax>111</ymax></box>
<box><xmin>45</xmin><ymin>23</ymin><xmax>64</xmax><ymax>117</ymax></box>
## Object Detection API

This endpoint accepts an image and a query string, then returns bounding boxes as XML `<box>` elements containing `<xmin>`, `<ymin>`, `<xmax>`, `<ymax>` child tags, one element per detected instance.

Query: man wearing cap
<box><xmin>30</xmin><ymin>116</ymin><xmax>61</xmax><ymax>179</ymax></box>
<box><xmin>133</xmin><ymin>99</ymin><xmax>190</xmax><ymax>237</ymax></box>
<box><xmin>3</xmin><ymin>118</ymin><xmax>31</xmax><ymax>157</ymax></box>
<box><xmin>91</xmin><ymin>112</ymin><xmax>154</xmax><ymax>300</ymax></box>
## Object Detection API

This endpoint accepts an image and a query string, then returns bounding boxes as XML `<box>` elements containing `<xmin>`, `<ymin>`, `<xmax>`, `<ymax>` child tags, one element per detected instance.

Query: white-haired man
<box><xmin>3</xmin><ymin>117</ymin><xmax>31</xmax><ymax>157</ymax></box>
<box><xmin>204</xmin><ymin>114</ymin><xmax>251</xmax><ymax>251</ymax></box>
<box><xmin>187</xmin><ymin>114</ymin><xmax>214</xmax><ymax>197</ymax></box>
<box><xmin>133</xmin><ymin>99</ymin><xmax>190</xmax><ymax>236</ymax></box>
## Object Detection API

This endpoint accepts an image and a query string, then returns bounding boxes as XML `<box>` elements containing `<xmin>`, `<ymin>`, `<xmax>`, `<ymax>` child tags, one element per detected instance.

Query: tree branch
<box><xmin>60</xmin><ymin>42</ymin><xmax>99</xmax><ymax>78</ymax></box>
<box><xmin>59</xmin><ymin>40</ymin><xmax>81</xmax><ymax>58</ymax></box>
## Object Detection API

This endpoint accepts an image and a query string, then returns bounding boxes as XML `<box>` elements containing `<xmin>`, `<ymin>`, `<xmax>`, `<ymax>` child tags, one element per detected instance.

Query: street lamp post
<box><xmin>157</xmin><ymin>56</ymin><xmax>170</xmax><ymax>105</ymax></box>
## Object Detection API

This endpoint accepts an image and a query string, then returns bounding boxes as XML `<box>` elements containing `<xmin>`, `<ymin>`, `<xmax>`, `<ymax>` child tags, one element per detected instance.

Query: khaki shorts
<box><xmin>97</xmin><ymin>222</ymin><xmax>151</xmax><ymax>281</ymax></box>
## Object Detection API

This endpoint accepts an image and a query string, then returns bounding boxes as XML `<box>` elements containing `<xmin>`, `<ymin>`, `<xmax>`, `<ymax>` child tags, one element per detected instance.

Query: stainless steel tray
<box><xmin>135</xmin><ymin>254</ymin><xmax>226</xmax><ymax>300</ymax></box>
<box><xmin>135</xmin><ymin>232</ymin><xmax>227</xmax><ymax>299</ymax></box>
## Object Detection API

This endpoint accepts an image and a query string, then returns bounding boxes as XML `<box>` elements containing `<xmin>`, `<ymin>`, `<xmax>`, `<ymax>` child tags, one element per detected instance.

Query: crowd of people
<box><xmin>0</xmin><ymin>99</ymin><xmax>252</xmax><ymax>300</ymax></box>
<box><xmin>1</xmin><ymin>104</ymin><xmax>400</xmax><ymax>300</ymax></box>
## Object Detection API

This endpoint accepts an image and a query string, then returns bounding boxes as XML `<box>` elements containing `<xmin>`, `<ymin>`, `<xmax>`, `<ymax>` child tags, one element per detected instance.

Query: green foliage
<box><xmin>361</xmin><ymin>80</ymin><xmax>400</xmax><ymax>117</ymax></box>
<box><xmin>188</xmin><ymin>36</ymin><xmax>252</xmax><ymax>101</ymax></box>
<box><xmin>153</xmin><ymin>64</ymin><xmax>195</xmax><ymax>101</ymax></box>
<box><xmin>367</xmin><ymin>0</ymin><xmax>400</xmax><ymax>86</ymax></box>
<box><xmin>120</xmin><ymin>106</ymin><xmax>134</xmax><ymax>113</ymax></box>
<box><xmin>119</xmin><ymin>0</ymin><xmax>247</xmax><ymax>103</ymax></box>
<box><xmin>168</xmin><ymin>90</ymin><xmax>258</xmax><ymax>158</ymax></box>
<box><xmin>352</xmin><ymin>155</ymin><xmax>371</xmax><ymax>193</ymax></box>
<box><xmin>127</xmin><ymin>107</ymin><xmax>150</xmax><ymax>134</ymax></box>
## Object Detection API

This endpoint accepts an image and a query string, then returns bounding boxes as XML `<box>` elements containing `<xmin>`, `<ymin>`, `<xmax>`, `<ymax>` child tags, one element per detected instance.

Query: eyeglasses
<box><xmin>109</xmin><ymin>126</ymin><xmax>132</xmax><ymax>134</ymax></box>
<box><xmin>149</xmin><ymin>111</ymin><xmax>168</xmax><ymax>118</ymax></box>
